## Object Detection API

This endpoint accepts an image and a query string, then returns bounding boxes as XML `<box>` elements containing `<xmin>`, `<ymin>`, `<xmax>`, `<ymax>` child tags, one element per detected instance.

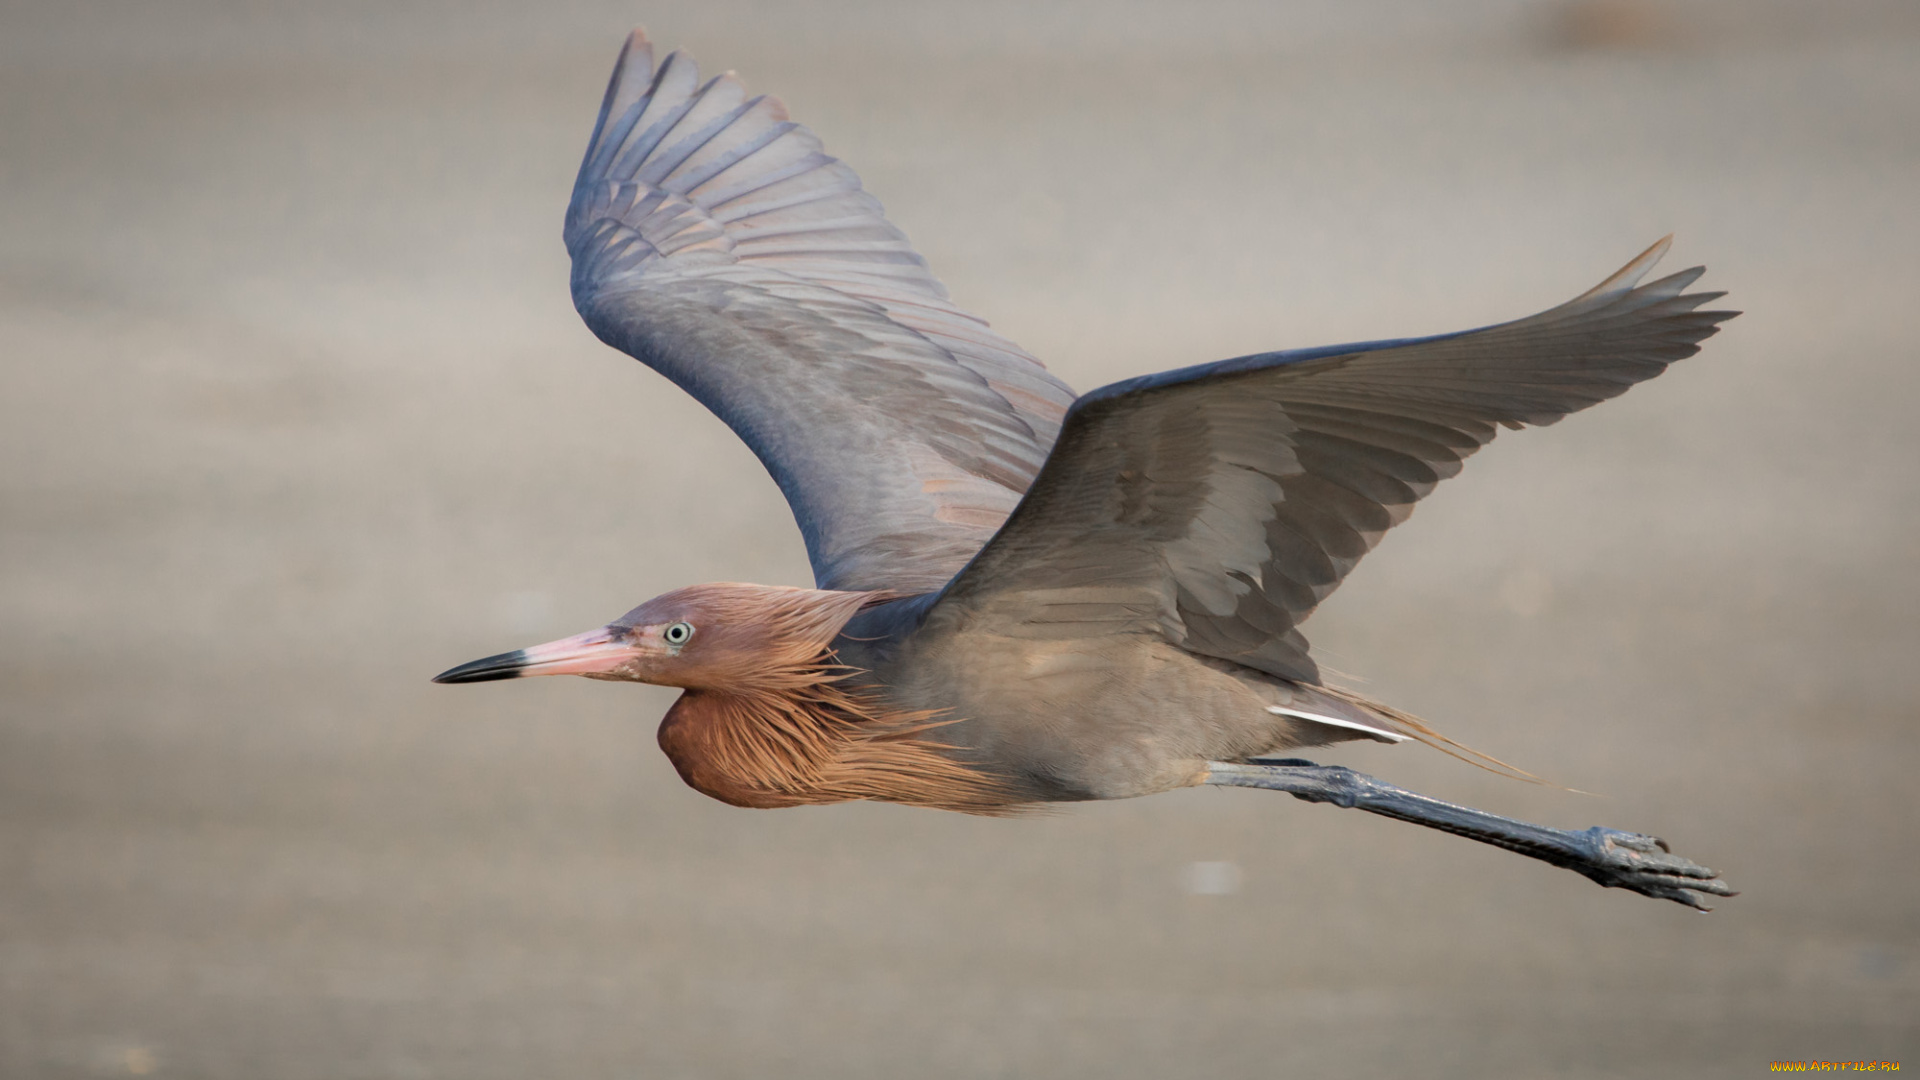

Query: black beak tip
<box><xmin>431</xmin><ymin>650</ymin><xmax>529</xmax><ymax>685</ymax></box>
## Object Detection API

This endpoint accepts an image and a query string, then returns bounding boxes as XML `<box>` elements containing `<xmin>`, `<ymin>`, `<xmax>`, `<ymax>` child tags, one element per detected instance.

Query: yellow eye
<box><xmin>663</xmin><ymin>621</ymin><xmax>694</xmax><ymax>646</ymax></box>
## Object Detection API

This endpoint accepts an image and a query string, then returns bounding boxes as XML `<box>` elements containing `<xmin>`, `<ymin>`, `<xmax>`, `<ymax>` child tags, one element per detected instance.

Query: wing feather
<box><xmin>564</xmin><ymin>30</ymin><xmax>1074</xmax><ymax>593</ymax></box>
<box><xmin>932</xmin><ymin>239</ymin><xmax>1738</xmax><ymax>684</ymax></box>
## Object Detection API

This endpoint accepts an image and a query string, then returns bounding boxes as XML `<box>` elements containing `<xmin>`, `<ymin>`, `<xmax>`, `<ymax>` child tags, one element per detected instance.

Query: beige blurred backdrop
<box><xmin>3</xmin><ymin>1</ymin><xmax>1917</xmax><ymax>1076</ymax></box>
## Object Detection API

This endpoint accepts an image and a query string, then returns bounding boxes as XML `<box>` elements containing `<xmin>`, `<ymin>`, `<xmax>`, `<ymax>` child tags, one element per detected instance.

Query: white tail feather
<box><xmin>1267</xmin><ymin>705</ymin><xmax>1410</xmax><ymax>744</ymax></box>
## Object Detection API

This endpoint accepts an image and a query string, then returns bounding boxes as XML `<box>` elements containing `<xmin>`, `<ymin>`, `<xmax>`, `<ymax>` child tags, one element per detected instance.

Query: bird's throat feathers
<box><xmin>653</xmin><ymin>584</ymin><xmax>1025</xmax><ymax>815</ymax></box>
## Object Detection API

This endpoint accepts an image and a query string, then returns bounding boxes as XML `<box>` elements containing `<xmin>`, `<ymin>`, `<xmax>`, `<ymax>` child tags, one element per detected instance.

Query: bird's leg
<box><xmin>1204</xmin><ymin>759</ymin><xmax>1734</xmax><ymax>910</ymax></box>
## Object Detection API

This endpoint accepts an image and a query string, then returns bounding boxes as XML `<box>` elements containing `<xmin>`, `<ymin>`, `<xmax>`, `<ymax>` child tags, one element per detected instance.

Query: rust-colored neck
<box><xmin>656</xmin><ymin>684</ymin><xmax>1028</xmax><ymax>815</ymax></box>
<box><xmin>651</xmin><ymin>587</ymin><xmax>1025</xmax><ymax>815</ymax></box>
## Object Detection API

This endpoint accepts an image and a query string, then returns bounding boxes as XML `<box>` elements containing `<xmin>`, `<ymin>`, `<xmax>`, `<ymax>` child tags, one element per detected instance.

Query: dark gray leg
<box><xmin>1205</xmin><ymin>758</ymin><xmax>1734</xmax><ymax>910</ymax></box>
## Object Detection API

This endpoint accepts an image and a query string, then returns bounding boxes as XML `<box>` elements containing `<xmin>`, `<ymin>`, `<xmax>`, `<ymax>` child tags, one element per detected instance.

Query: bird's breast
<box><xmin>653</xmin><ymin>686</ymin><xmax>1030</xmax><ymax>815</ymax></box>
<box><xmin>655</xmin><ymin>692</ymin><xmax>820</xmax><ymax>808</ymax></box>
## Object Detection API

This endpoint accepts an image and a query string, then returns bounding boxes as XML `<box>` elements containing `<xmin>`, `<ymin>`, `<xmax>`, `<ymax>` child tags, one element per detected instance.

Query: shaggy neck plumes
<box><xmin>653</xmin><ymin>585</ymin><xmax>1024</xmax><ymax>815</ymax></box>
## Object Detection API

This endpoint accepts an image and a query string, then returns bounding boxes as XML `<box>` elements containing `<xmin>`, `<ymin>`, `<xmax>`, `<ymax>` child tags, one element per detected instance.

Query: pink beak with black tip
<box><xmin>432</xmin><ymin>627</ymin><xmax>637</xmax><ymax>684</ymax></box>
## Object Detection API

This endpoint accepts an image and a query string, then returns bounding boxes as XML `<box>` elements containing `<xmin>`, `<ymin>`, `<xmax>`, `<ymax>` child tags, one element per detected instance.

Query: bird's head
<box><xmin>432</xmin><ymin>583</ymin><xmax>880</xmax><ymax>693</ymax></box>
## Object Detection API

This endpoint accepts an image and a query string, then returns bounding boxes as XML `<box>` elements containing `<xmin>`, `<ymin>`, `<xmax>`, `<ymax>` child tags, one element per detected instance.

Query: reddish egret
<box><xmin>436</xmin><ymin>30</ymin><xmax>1739</xmax><ymax>909</ymax></box>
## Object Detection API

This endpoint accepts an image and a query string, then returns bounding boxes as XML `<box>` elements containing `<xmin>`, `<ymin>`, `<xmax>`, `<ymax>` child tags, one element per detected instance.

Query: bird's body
<box><xmin>436</xmin><ymin>29</ymin><xmax>1740</xmax><ymax>907</ymax></box>
<box><xmin>840</xmin><ymin>592</ymin><xmax>1395</xmax><ymax>804</ymax></box>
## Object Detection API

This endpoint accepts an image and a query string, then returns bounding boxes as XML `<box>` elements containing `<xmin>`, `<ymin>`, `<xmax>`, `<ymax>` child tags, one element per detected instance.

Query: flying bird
<box><xmin>436</xmin><ymin>29</ymin><xmax>1739</xmax><ymax>909</ymax></box>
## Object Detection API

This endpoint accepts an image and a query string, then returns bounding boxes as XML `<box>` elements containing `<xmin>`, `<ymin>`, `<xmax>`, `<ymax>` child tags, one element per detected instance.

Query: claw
<box><xmin>1570</xmin><ymin>827</ymin><xmax>1732</xmax><ymax>908</ymax></box>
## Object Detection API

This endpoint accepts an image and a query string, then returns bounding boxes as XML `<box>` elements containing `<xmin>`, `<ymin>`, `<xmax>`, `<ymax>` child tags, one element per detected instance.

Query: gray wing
<box><xmin>566</xmin><ymin>30</ymin><xmax>1075</xmax><ymax>593</ymax></box>
<box><xmin>930</xmin><ymin>239</ymin><xmax>1738</xmax><ymax>683</ymax></box>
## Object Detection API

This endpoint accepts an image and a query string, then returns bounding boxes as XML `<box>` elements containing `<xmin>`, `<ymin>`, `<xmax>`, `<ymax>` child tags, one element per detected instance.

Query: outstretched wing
<box><xmin>930</xmin><ymin>239</ymin><xmax>1738</xmax><ymax>683</ymax></box>
<box><xmin>566</xmin><ymin>30</ymin><xmax>1075</xmax><ymax>594</ymax></box>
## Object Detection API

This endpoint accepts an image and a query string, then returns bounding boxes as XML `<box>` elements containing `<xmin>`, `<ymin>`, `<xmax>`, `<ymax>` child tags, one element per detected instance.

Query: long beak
<box><xmin>432</xmin><ymin>627</ymin><xmax>635</xmax><ymax>684</ymax></box>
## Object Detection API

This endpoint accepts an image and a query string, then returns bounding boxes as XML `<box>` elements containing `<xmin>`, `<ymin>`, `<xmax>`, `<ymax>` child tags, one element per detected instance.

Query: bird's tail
<box><xmin>1309</xmin><ymin>682</ymin><xmax>1559</xmax><ymax>787</ymax></box>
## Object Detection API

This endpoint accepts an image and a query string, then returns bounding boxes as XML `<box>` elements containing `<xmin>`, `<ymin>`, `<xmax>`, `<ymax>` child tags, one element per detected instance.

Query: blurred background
<box><xmin>3</xmin><ymin>0</ymin><xmax>1917</xmax><ymax>1076</ymax></box>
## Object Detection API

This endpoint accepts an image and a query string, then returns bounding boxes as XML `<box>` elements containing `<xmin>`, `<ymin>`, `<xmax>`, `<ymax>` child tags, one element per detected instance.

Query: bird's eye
<box><xmin>663</xmin><ymin>621</ymin><xmax>694</xmax><ymax>646</ymax></box>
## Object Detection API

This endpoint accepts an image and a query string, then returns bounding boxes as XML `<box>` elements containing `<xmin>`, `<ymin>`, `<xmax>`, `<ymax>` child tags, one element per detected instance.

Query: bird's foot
<box><xmin>1556</xmin><ymin>827</ymin><xmax>1736</xmax><ymax>911</ymax></box>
